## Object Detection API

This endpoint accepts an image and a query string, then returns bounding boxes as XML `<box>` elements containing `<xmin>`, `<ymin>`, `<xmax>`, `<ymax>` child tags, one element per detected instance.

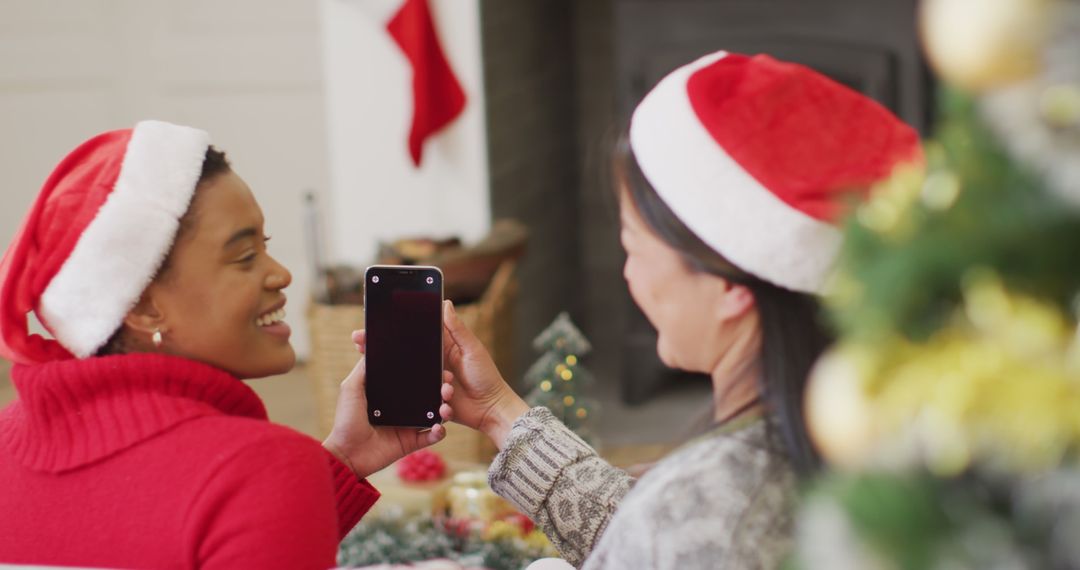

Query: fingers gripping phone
<box><xmin>364</xmin><ymin>265</ymin><xmax>444</xmax><ymax>428</ymax></box>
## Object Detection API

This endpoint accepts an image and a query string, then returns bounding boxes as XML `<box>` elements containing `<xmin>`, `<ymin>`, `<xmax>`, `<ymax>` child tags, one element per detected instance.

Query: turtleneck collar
<box><xmin>0</xmin><ymin>352</ymin><xmax>267</xmax><ymax>473</ymax></box>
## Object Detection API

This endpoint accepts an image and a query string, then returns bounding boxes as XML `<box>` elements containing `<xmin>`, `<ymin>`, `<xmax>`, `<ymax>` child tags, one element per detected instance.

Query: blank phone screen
<box><xmin>364</xmin><ymin>267</ymin><xmax>443</xmax><ymax>427</ymax></box>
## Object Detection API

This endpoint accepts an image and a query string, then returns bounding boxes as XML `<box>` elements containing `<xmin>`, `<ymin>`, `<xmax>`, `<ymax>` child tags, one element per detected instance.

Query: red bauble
<box><xmin>396</xmin><ymin>449</ymin><xmax>447</xmax><ymax>482</ymax></box>
<box><xmin>504</xmin><ymin>512</ymin><xmax>535</xmax><ymax>534</ymax></box>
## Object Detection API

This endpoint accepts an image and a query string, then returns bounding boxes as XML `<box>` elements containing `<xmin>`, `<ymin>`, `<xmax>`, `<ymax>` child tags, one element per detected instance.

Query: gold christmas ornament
<box><xmin>444</xmin><ymin>470</ymin><xmax>515</xmax><ymax>523</ymax></box>
<box><xmin>920</xmin><ymin>171</ymin><xmax>962</xmax><ymax>211</ymax></box>
<box><xmin>857</xmin><ymin>163</ymin><xmax>925</xmax><ymax>237</ymax></box>
<box><xmin>804</xmin><ymin>347</ymin><xmax>879</xmax><ymax>468</ymax></box>
<box><xmin>812</xmin><ymin>284</ymin><xmax>1080</xmax><ymax>475</ymax></box>
<box><xmin>920</xmin><ymin>0</ymin><xmax>1055</xmax><ymax>91</ymax></box>
<box><xmin>1040</xmin><ymin>84</ymin><xmax>1080</xmax><ymax>128</ymax></box>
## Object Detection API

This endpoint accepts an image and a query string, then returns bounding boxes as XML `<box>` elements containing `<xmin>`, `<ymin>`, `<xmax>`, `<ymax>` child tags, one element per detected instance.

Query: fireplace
<box><xmin>481</xmin><ymin>0</ymin><xmax>932</xmax><ymax>403</ymax></box>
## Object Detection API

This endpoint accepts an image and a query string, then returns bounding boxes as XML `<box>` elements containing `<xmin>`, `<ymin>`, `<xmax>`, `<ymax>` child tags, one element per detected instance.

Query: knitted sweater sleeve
<box><xmin>184</xmin><ymin>432</ymin><xmax>376</xmax><ymax>569</ymax></box>
<box><xmin>326</xmin><ymin>451</ymin><xmax>381</xmax><ymax>537</ymax></box>
<box><xmin>488</xmin><ymin>407</ymin><xmax>633</xmax><ymax>567</ymax></box>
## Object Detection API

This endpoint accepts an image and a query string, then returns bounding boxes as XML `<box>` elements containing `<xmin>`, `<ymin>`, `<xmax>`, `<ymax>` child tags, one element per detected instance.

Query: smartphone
<box><xmin>363</xmin><ymin>265</ymin><xmax>444</xmax><ymax>428</ymax></box>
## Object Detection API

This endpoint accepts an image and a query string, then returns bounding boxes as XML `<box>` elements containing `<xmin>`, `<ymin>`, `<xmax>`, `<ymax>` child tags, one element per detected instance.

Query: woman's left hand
<box><xmin>323</xmin><ymin>330</ymin><xmax>454</xmax><ymax>479</ymax></box>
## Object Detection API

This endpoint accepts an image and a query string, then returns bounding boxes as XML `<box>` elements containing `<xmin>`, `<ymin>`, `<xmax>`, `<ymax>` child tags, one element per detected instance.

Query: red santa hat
<box><xmin>0</xmin><ymin>120</ymin><xmax>210</xmax><ymax>364</ymax></box>
<box><xmin>629</xmin><ymin>51</ymin><xmax>922</xmax><ymax>293</ymax></box>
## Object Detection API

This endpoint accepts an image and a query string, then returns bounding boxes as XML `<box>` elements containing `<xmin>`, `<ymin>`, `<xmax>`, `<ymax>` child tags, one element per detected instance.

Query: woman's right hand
<box><xmin>441</xmin><ymin>300</ymin><xmax>530</xmax><ymax>449</ymax></box>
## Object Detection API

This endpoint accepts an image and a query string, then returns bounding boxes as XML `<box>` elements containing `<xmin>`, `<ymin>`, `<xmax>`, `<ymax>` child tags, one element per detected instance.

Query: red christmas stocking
<box><xmin>387</xmin><ymin>0</ymin><xmax>467</xmax><ymax>166</ymax></box>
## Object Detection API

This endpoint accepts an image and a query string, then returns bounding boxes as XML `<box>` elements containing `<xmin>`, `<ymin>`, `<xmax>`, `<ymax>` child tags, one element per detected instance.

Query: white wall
<box><xmin>318</xmin><ymin>0</ymin><xmax>490</xmax><ymax>266</ymax></box>
<box><xmin>0</xmin><ymin>0</ymin><xmax>329</xmax><ymax>357</ymax></box>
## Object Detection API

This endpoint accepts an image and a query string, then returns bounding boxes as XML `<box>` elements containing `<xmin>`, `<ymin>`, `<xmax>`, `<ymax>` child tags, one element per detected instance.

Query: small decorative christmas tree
<box><xmin>522</xmin><ymin>312</ymin><xmax>598</xmax><ymax>440</ymax></box>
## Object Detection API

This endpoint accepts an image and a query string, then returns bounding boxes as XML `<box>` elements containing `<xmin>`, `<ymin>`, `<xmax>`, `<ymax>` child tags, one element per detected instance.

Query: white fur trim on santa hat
<box><xmin>39</xmin><ymin>120</ymin><xmax>210</xmax><ymax>358</ymax></box>
<box><xmin>628</xmin><ymin>51</ymin><xmax>842</xmax><ymax>294</ymax></box>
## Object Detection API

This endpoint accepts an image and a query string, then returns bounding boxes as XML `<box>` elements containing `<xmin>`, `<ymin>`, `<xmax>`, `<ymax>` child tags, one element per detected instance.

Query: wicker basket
<box><xmin>307</xmin><ymin>261</ymin><xmax>517</xmax><ymax>464</ymax></box>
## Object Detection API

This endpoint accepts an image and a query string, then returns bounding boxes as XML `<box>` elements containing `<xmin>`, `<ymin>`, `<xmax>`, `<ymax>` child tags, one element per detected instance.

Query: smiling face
<box><xmin>129</xmin><ymin>170</ymin><xmax>295</xmax><ymax>378</ymax></box>
<box><xmin>618</xmin><ymin>189</ymin><xmax>753</xmax><ymax>373</ymax></box>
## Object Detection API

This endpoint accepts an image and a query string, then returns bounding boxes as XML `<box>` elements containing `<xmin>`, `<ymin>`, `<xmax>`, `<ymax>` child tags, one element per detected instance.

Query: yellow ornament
<box><xmin>834</xmin><ymin>285</ymin><xmax>1080</xmax><ymax>475</ymax></box>
<box><xmin>804</xmin><ymin>346</ymin><xmax>879</xmax><ymax>469</ymax></box>
<box><xmin>869</xmin><ymin>323</ymin><xmax>1080</xmax><ymax>474</ymax></box>
<box><xmin>444</xmin><ymin>470</ymin><xmax>515</xmax><ymax>523</ymax></box>
<box><xmin>1041</xmin><ymin>84</ymin><xmax>1080</xmax><ymax>128</ymax></box>
<box><xmin>857</xmin><ymin>162</ymin><xmax>926</xmax><ymax>237</ymax></box>
<box><xmin>523</xmin><ymin>529</ymin><xmax>556</xmax><ymax>552</ymax></box>
<box><xmin>920</xmin><ymin>0</ymin><xmax>1054</xmax><ymax>91</ymax></box>
<box><xmin>483</xmin><ymin>520</ymin><xmax>521</xmax><ymax>542</ymax></box>
<box><xmin>920</xmin><ymin>170</ymin><xmax>962</xmax><ymax>211</ymax></box>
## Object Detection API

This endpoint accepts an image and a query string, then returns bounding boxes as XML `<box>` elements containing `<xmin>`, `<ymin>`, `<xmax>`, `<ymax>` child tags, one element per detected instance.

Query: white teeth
<box><xmin>256</xmin><ymin>308</ymin><xmax>286</xmax><ymax>327</ymax></box>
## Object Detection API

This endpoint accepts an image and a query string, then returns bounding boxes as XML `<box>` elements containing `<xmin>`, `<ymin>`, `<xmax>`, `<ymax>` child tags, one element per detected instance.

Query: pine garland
<box><xmin>338</xmin><ymin>510</ymin><xmax>555</xmax><ymax>570</ymax></box>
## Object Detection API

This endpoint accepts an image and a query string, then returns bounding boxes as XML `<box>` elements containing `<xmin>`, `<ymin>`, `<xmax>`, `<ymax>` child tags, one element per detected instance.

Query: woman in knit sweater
<box><xmin>0</xmin><ymin>122</ymin><xmax>452</xmax><ymax>568</ymax></box>
<box><xmin>432</xmin><ymin>52</ymin><xmax>923</xmax><ymax>569</ymax></box>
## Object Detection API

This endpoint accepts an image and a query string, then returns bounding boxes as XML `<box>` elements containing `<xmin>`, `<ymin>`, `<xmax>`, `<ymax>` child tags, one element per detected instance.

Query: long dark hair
<box><xmin>613</xmin><ymin>135</ymin><xmax>829</xmax><ymax>475</ymax></box>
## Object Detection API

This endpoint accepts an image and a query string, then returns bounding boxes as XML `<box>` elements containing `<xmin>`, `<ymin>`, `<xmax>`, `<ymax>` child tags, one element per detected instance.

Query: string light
<box><xmin>560</xmin><ymin>369</ymin><xmax>573</xmax><ymax>381</ymax></box>
<box><xmin>566</xmin><ymin>355</ymin><xmax>578</xmax><ymax>366</ymax></box>
<box><xmin>576</xmin><ymin>408</ymin><xmax>587</xmax><ymax>419</ymax></box>
<box><xmin>540</xmin><ymin>380</ymin><xmax>552</xmax><ymax>392</ymax></box>
<box><xmin>563</xmin><ymin>395</ymin><xmax>575</xmax><ymax>406</ymax></box>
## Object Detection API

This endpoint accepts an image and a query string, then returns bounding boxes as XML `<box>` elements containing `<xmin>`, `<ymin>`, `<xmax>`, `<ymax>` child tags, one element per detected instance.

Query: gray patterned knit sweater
<box><xmin>488</xmin><ymin>407</ymin><xmax>796</xmax><ymax>569</ymax></box>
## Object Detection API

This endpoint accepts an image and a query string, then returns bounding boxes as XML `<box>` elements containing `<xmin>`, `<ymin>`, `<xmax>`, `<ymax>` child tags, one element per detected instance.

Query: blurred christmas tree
<box><xmin>522</xmin><ymin>312</ymin><xmax>598</xmax><ymax>441</ymax></box>
<box><xmin>796</xmin><ymin>0</ymin><xmax>1080</xmax><ymax>568</ymax></box>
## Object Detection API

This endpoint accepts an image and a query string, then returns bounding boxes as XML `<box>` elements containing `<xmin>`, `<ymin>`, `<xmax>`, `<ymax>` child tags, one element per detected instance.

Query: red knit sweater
<box><xmin>0</xmin><ymin>353</ymin><xmax>380</xmax><ymax>569</ymax></box>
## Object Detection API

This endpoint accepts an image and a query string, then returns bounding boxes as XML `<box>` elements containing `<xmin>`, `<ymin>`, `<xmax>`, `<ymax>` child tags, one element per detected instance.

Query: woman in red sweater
<box><xmin>0</xmin><ymin>121</ymin><xmax>453</xmax><ymax>568</ymax></box>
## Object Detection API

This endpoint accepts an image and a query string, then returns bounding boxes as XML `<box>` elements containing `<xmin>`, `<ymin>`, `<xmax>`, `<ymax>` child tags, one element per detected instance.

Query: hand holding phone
<box><xmin>322</xmin><ymin>328</ymin><xmax>453</xmax><ymax>478</ymax></box>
